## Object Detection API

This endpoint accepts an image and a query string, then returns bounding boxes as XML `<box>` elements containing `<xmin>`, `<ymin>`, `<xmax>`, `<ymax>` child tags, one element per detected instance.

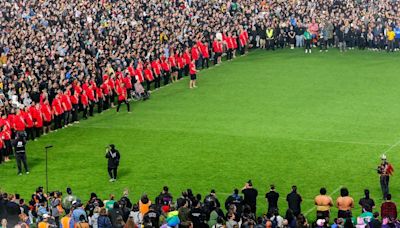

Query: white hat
<box><xmin>72</xmin><ymin>200</ymin><xmax>77</xmax><ymax>205</ymax></box>
<box><xmin>316</xmin><ymin>219</ymin><xmax>325</xmax><ymax>226</ymax></box>
<box><xmin>43</xmin><ymin>214</ymin><xmax>50</xmax><ymax>219</ymax></box>
<box><xmin>381</xmin><ymin>154</ymin><xmax>387</xmax><ymax>160</ymax></box>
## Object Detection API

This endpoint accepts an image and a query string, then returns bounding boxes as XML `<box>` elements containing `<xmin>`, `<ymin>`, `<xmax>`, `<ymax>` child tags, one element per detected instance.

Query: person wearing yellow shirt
<box><xmin>60</xmin><ymin>212</ymin><xmax>71</xmax><ymax>228</ymax></box>
<box><xmin>387</xmin><ymin>27</ymin><xmax>396</xmax><ymax>52</ymax></box>
<box><xmin>38</xmin><ymin>214</ymin><xmax>51</xmax><ymax>228</ymax></box>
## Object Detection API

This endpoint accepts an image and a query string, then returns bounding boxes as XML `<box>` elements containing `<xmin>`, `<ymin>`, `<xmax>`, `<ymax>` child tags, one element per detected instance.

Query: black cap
<box><xmin>211</xmin><ymin>189</ymin><xmax>216</xmax><ymax>194</ymax></box>
<box><xmin>109</xmin><ymin>144</ymin><xmax>115</xmax><ymax>149</ymax></box>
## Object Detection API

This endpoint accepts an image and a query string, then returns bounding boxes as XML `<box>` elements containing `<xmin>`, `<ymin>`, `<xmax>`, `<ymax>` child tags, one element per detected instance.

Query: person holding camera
<box><xmin>377</xmin><ymin>154</ymin><xmax>394</xmax><ymax>200</ymax></box>
<box><xmin>105</xmin><ymin>144</ymin><xmax>120</xmax><ymax>182</ymax></box>
<box><xmin>13</xmin><ymin>133</ymin><xmax>29</xmax><ymax>175</ymax></box>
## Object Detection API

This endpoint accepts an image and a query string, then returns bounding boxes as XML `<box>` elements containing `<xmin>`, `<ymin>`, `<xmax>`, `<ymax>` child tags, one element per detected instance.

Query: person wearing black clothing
<box><xmin>265</xmin><ymin>185</ymin><xmax>279</xmax><ymax>213</ymax></box>
<box><xmin>189</xmin><ymin>201</ymin><xmax>207</xmax><ymax>228</ymax></box>
<box><xmin>105</xmin><ymin>144</ymin><xmax>120</xmax><ymax>182</ymax></box>
<box><xmin>286</xmin><ymin>186</ymin><xmax>302</xmax><ymax>216</ymax></box>
<box><xmin>242</xmin><ymin>180</ymin><xmax>258</xmax><ymax>214</ymax></box>
<box><xmin>143</xmin><ymin>205</ymin><xmax>160</xmax><ymax>227</ymax></box>
<box><xmin>203</xmin><ymin>190</ymin><xmax>220</xmax><ymax>219</ymax></box>
<box><xmin>13</xmin><ymin>133</ymin><xmax>29</xmax><ymax>175</ymax></box>
<box><xmin>155</xmin><ymin>186</ymin><xmax>173</xmax><ymax>208</ymax></box>
<box><xmin>225</xmin><ymin>189</ymin><xmax>243</xmax><ymax>212</ymax></box>
<box><xmin>358</xmin><ymin>189</ymin><xmax>375</xmax><ymax>213</ymax></box>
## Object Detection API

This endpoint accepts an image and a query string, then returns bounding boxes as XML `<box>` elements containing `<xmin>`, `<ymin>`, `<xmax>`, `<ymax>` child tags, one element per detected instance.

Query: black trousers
<box><xmin>108</xmin><ymin>167</ymin><xmax>118</xmax><ymax>179</ymax></box>
<box><xmin>380</xmin><ymin>175</ymin><xmax>389</xmax><ymax>199</ymax></box>
<box><xmin>146</xmin><ymin>80</ymin><xmax>152</xmax><ymax>91</ymax></box>
<box><xmin>226</xmin><ymin>49</ymin><xmax>233</xmax><ymax>60</ymax></box>
<box><xmin>54</xmin><ymin>114</ymin><xmax>62</xmax><ymax>129</ymax></box>
<box><xmin>184</xmin><ymin>65</ymin><xmax>189</xmax><ymax>76</ymax></box>
<box><xmin>83</xmin><ymin>106</ymin><xmax>88</xmax><ymax>119</ymax></box>
<box><xmin>154</xmin><ymin>76</ymin><xmax>161</xmax><ymax>88</ymax></box>
<box><xmin>202</xmin><ymin>58</ymin><xmax>209</xmax><ymax>68</ymax></box>
<box><xmin>72</xmin><ymin>105</ymin><xmax>79</xmax><ymax>122</ymax></box>
<box><xmin>163</xmin><ymin>71</ymin><xmax>170</xmax><ymax>85</ymax></box>
<box><xmin>117</xmin><ymin>100</ymin><xmax>130</xmax><ymax>112</ymax></box>
<box><xmin>178</xmin><ymin>69</ymin><xmax>183</xmax><ymax>79</ymax></box>
<box><xmin>26</xmin><ymin>127</ymin><xmax>34</xmax><ymax>141</ymax></box>
<box><xmin>35</xmin><ymin>127</ymin><xmax>41</xmax><ymax>139</ymax></box>
<box><xmin>97</xmin><ymin>99</ymin><xmax>103</xmax><ymax>113</ymax></box>
<box><xmin>16</xmin><ymin>153</ymin><xmax>28</xmax><ymax>174</ymax></box>
<box><xmin>64</xmin><ymin>110</ymin><xmax>71</xmax><ymax>125</ymax></box>
<box><xmin>89</xmin><ymin>102</ymin><xmax>94</xmax><ymax>116</ymax></box>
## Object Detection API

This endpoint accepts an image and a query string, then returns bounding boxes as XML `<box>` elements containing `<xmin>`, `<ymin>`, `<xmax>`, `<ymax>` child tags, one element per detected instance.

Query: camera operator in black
<box><xmin>13</xmin><ymin>133</ymin><xmax>29</xmax><ymax>175</ymax></box>
<box><xmin>105</xmin><ymin>144</ymin><xmax>120</xmax><ymax>182</ymax></box>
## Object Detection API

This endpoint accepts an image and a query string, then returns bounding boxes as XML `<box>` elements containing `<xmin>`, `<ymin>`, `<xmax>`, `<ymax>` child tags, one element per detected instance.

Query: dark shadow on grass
<box><xmin>117</xmin><ymin>167</ymin><xmax>129</xmax><ymax>180</ymax></box>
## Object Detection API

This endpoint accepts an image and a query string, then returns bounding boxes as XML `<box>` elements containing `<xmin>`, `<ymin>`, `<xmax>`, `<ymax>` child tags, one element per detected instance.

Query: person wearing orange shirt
<box><xmin>336</xmin><ymin>187</ymin><xmax>354</xmax><ymax>219</ymax></box>
<box><xmin>314</xmin><ymin>187</ymin><xmax>333</xmax><ymax>221</ymax></box>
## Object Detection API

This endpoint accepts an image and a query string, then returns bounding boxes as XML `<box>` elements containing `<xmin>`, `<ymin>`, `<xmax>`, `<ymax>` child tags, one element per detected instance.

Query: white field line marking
<box><xmin>297</xmin><ymin>138</ymin><xmax>389</xmax><ymax>146</ymax></box>
<box><xmin>383</xmin><ymin>138</ymin><xmax>400</xmax><ymax>155</ymax></box>
<box><xmin>304</xmin><ymin>185</ymin><xmax>343</xmax><ymax>216</ymax></box>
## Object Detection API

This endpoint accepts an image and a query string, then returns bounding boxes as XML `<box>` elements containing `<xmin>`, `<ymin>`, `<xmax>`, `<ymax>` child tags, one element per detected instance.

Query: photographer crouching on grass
<box><xmin>105</xmin><ymin>144</ymin><xmax>120</xmax><ymax>182</ymax></box>
<box><xmin>13</xmin><ymin>132</ymin><xmax>29</xmax><ymax>176</ymax></box>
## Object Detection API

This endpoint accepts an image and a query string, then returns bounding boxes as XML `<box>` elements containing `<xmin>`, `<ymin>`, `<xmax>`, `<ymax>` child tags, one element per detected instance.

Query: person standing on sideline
<box><xmin>189</xmin><ymin>60</ymin><xmax>197</xmax><ymax>89</ymax></box>
<box><xmin>105</xmin><ymin>144</ymin><xmax>120</xmax><ymax>182</ymax></box>
<box><xmin>304</xmin><ymin>29</ymin><xmax>312</xmax><ymax>53</ymax></box>
<box><xmin>286</xmin><ymin>185</ymin><xmax>302</xmax><ymax>216</ymax></box>
<box><xmin>13</xmin><ymin>132</ymin><xmax>29</xmax><ymax>175</ymax></box>
<box><xmin>116</xmin><ymin>83</ymin><xmax>130</xmax><ymax>113</ymax></box>
<box><xmin>377</xmin><ymin>154</ymin><xmax>394</xmax><ymax>200</ymax></box>
<box><xmin>265</xmin><ymin>185</ymin><xmax>279</xmax><ymax>213</ymax></box>
<box><xmin>358</xmin><ymin>189</ymin><xmax>375</xmax><ymax>213</ymax></box>
<box><xmin>241</xmin><ymin>180</ymin><xmax>258</xmax><ymax>214</ymax></box>
<box><xmin>336</xmin><ymin>187</ymin><xmax>354</xmax><ymax>219</ymax></box>
<box><xmin>314</xmin><ymin>187</ymin><xmax>333</xmax><ymax>221</ymax></box>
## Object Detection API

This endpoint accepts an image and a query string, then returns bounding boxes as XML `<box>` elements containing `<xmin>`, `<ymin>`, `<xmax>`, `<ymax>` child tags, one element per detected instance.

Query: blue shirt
<box><xmin>69</xmin><ymin>208</ymin><xmax>87</xmax><ymax>227</ymax></box>
<box><xmin>394</xmin><ymin>27</ymin><xmax>400</xmax><ymax>39</ymax></box>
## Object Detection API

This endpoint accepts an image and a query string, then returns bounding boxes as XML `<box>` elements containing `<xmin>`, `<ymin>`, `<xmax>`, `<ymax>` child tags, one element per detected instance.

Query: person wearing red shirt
<box><xmin>14</xmin><ymin>109</ymin><xmax>26</xmax><ymax>133</ymax></box>
<box><xmin>224</xmin><ymin>33</ymin><xmax>234</xmax><ymax>60</ymax></box>
<box><xmin>0</xmin><ymin>130</ymin><xmax>4</xmax><ymax>164</ymax></box>
<box><xmin>161</xmin><ymin>56</ymin><xmax>171</xmax><ymax>86</ymax></box>
<box><xmin>23</xmin><ymin>106</ymin><xmax>35</xmax><ymax>141</ymax></box>
<box><xmin>86</xmin><ymin>85</ymin><xmax>96</xmax><ymax>117</ymax></box>
<box><xmin>135</xmin><ymin>67</ymin><xmax>145</xmax><ymax>84</ymax></box>
<box><xmin>183</xmin><ymin>49</ymin><xmax>191</xmax><ymax>76</ymax></box>
<box><xmin>176</xmin><ymin>51</ymin><xmax>185</xmax><ymax>80</ymax></box>
<box><xmin>169</xmin><ymin>52</ymin><xmax>178</xmax><ymax>82</ymax></box>
<box><xmin>41</xmin><ymin>100</ymin><xmax>52</xmax><ymax>134</ymax></box>
<box><xmin>101</xmin><ymin>78</ymin><xmax>111</xmax><ymax>110</ymax></box>
<box><xmin>232</xmin><ymin>34</ymin><xmax>238</xmax><ymax>58</ymax></box>
<box><xmin>30</xmin><ymin>102</ymin><xmax>43</xmax><ymax>138</ymax></box>
<box><xmin>212</xmin><ymin>37</ymin><xmax>223</xmax><ymax>65</ymax></box>
<box><xmin>81</xmin><ymin>90</ymin><xmax>89</xmax><ymax>119</ymax></box>
<box><xmin>116</xmin><ymin>83</ymin><xmax>130</xmax><ymax>113</ymax></box>
<box><xmin>1</xmin><ymin>114</ymin><xmax>12</xmax><ymax>162</ymax></box>
<box><xmin>191</xmin><ymin>44</ymin><xmax>200</xmax><ymax>69</ymax></box>
<box><xmin>199</xmin><ymin>41</ymin><xmax>210</xmax><ymax>68</ymax></box>
<box><xmin>96</xmin><ymin>86</ymin><xmax>104</xmax><ymax>114</ymax></box>
<box><xmin>151</xmin><ymin>59</ymin><xmax>162</xmax><ymax>89</ymax></box>
<box><xmin>52</xmin><ymin>92</ymin><xmax>64</xmax><ymax>129</ymax></box>
<box><xmin>70</xmin><ymin>90</ymin><xmax>80</xmax><ymax>123</ymax></box>
<box><xmin>108</xmin><ymin>77</ymin><xmax>116</xmax><ymax>108</ymax></box>
<box><xmin>61</xmin><ymin>90</ymin><xmax>73</xmax><ymax>126</ymax></box>
<box><xmin>123</xmin><ymin>73</ymin><xmax>133</xmax><ymax>100</ymax></box>
<box><xmin>189</xmin><ymin>60</ymin><xmax>197</xmax><ymax>89</ymax></box>
<box><xmin>144</xmin><ymin>64</ymin><xmax>154</xmax><ymax>91</ymax></box>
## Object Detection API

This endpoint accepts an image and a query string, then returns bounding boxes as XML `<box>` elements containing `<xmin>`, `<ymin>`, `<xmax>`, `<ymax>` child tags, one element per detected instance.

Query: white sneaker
<box><xmin>309</xmin><ymin>50</ymin><xmax>312</xmax><ymax>53</ymax></box>
<box><xmin>109</xmin><ymin>179</ymin><xmax>114</xmax><ymax>182</ymax></box>
<box><xmin>26</xmin><ymin>172</ymin><xmax>30</xmax><ymax>175</ymax></box>
<box><xmin>305</xmin><ymin>50</ymin><xmax>308</xmax><ymax>53</ymax></box>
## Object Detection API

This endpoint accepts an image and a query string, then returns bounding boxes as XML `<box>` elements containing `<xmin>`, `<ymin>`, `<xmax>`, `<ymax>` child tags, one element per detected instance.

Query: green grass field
<box><xmin>1</xmin><ymin>49</ymin><xmax>400</xmax><ymax>220</ymax></box>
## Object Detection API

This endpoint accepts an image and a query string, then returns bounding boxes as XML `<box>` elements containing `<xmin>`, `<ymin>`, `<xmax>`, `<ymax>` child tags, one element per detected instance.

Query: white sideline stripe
<box><xmin>383</xmin><ymin>138</ymin><xmax>400</xmax><ymax>155</ymax></box>
<box><xmin>296</xmin><ymin>138</ymin><xmax>389</xmax><ymax>146</ymax></box>
<box><xmin>304</xmin><ymin>185</ymin><xmax>343</xmax><ymax>216</ymax></box>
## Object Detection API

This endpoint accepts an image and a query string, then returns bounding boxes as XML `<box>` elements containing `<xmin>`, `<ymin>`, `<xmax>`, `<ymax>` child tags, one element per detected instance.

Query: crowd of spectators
<box><xmin>0</xmin><ymin>183</ymin><xmax>399</xmax><ymax>228</ymax></box>
<box><xmin>0</xmin><ymin>0</ymin><xmax>400</xmax><ymax>164</ymax></box>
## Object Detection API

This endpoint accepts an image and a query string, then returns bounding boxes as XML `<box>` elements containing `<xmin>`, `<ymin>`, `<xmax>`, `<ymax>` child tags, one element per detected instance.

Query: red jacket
<box><xmin>117</xmin><ymin>86</ymin><xmax>127</xmax><ymax>101</ymax></box>
<box><xmin>81</xmin><ymin>93</ymin><xmax>89</xmax><ymax>106</ymax></box>
<box><xmin>41</xmin><ymin>104</ymin><xmax>52</xmax><ymax>122</ymax></box>
<box><xmin>213</xmin><ymin>40</ymin><xmax>223</xmax><ymax>53</ymax></box>
<box><xmin>161</xmin><ymin>61</ymin><xmax>170</xmax><ymax>72</ymax></box>
<box><xmin>189</xmin><ymin>62</ymin><xmax>196</xmax><ymax>75</ymax></box>
<box><xmin>124</xmin><ymin>76</ymin><xmax>133</xmax><ymax>89</ymax></box>
<box><xmin>52</xmin><ymin>97</ymin><xmax>63</xmax><ymax>115</ymax></box>
<box><xmin>200</xmin><ymin>44</ymin><xmax>209</xmax><ymax>58</ymax></box>
<box><xmin>191</xmin><ymin>47</ymin><xmax>199</xmax><ymax>60</ymax></box>
<box><xmin>13</xmin><ymin>114</ymin><xmax>26</xmax><ymax>131</ymax></box>
<box><xmin>135</xmin><ymin>69</ymin><xmax>144</xmax><ymax>83</ymax></box>
<box><xmin>144</xmin><ymin>68</ymin><xmax>154</xmax><ymax>81</ymax></box>
<box><xmin>151</xmin><ymin>60</ymin><xmax>162</xmax><ymax>76</ymax></box>
<box><xmin>61</xmin><ymin>94</ymin><xmax>72</xmax><ymax>111</ymax></box>
<box><xmin>22</xmin><ymin>110</ymin><xmax>34</xmax><ymax>128</ymax></box>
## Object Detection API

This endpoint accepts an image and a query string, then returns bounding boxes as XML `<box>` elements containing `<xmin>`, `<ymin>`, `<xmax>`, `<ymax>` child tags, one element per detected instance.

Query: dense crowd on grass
<box><xmin>0</xmin><ymin>0</ymin><xmax>400</xmax><ymax>165</ymax></box>
<box><xmin>0</xmin><ymin>183</ymin><xmax>399</xmax><ymax>228</ymax></box>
